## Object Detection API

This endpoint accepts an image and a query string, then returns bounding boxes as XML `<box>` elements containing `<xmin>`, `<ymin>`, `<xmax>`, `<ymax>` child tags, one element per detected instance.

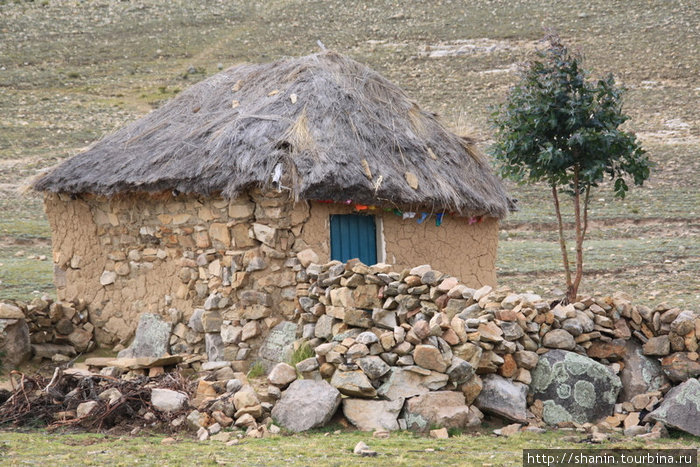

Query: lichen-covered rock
<box><xmin>117</xmin><ymin>313</ymin><xmax>171</xmax><ymax>359</ymax></box>
<box><xmin>648</xmin><ymin>378</ymin><xmax>700</xmax><ymax>436</ymax></box>
<box><xmin>271</xmin><ymin>380</ymin><xmax>341</xmax><ymax>432</ymax></box>
<box><xmin>258</xmin><ymin>321</ymin><xmax>297</xmax><ymax>370</ymax></box>
<box><xmin>474</xmin><ymin>374</ymin><xmax>528</xmax><ymax>423</ymax></box>
<box><xmin>620</xmin><ymin>340</ymin><xmax>668</xmax><ymax>401</ymax></box>
<box><xmin>530</xmin><ymin>349</ymin><xmax>621</xmax><ymax>425</ymax></box>
<box><xmin>342</xmin><ymin>398</ymin><xmax>403</xmax><ymax>431</ymax></box>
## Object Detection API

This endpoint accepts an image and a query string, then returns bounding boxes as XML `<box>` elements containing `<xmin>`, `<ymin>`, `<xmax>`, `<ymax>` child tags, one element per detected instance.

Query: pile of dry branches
<box><xmin>0</xmin><ymin>369</ymin><xmax>194</xmax><ymax>431</ymax></box>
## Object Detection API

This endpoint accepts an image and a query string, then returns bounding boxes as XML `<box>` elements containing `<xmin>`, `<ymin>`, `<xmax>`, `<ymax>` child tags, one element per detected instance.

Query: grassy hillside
<box><xmin>0</xmin><ymin>0</ymin><xmax>698</xmax><ymax>306</ymax></box>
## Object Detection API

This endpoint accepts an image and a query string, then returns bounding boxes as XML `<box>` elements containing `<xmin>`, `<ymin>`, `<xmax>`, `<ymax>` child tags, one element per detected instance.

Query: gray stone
<box><xmin>402</xmin><ymin>391</ymin><xmax>471</xmax><ymax>431</ymax></box>
<box><xmin>271</xmin><ymin>380</ymin><xmax>341</xmax><ymax>432</ymax></box>
<box><xmin>342</xmin><ymin>398</ymin><xmax>404</xmax><ymax>431</ymax></box>
<box><xmin>295</xmin><ymin>357</ymin><xmax>319</xmax><ymax>373</ymax></box>
<box><xmin>0</xmin><ymin>318</ymin><xmax>30</xmax><ymax>368</ymax></box>
<box><xmin>530</xmin><ymin>349</ymin><xmax>621</xmax><ymax>425</ymax></box>
<box><xmin>446</xmin><ymin>357</ymin><xmax>474</xmax><ymax>385</ymax></box>
<box><xmin>188</xmin><ymin>309</ymin><xmax>205</xmax><ymax>332</ymax></box>
<box><xmin>151</xmin><ymin>388</ymin><xmax>189</xmax><ymax>413</ymax></box>
<box><xmin>98</xmin><ymin>388</ymin><xmax>123</xmax><ymax>405</ymax></box>
<box><xmin>372</xmin><ymin>309</ymin><xmax>397</xmax><ymax>329</ymax></box>
<box><xmin>117</xmin><ymin>313</ymin><xmax>171</xmax><ymax>358</ymax></box>
<box><xmin>356</xmin><ymin>331</ymin><xmax>378</xmax><ymax>345</ymax></box>
<box><xmin>76</xmin><ymin>401</ymin><xmax>98</xmax><ymax>418</ymax></box>
<box><xmin>226</xmin><ymin>379</ymin><xmax>243</xmax><ymax>393</ymax></box>
<box><xmin>542</xmin><ymin>329</ymin><xmax>576</xmax><ymax>350</ymax></box>
<box><xmin>620</xmin><ymin>340</ymin><xmax>668</xmax><ymax>401</ymax></box>
<box><xmin>356</xmin><ymin>356</ymin><xmax>391</xmax><ymax>380</ymax></box>
<box><xmin>258</xmin><ymin>321</ymin><xmax>298</xmax><ymax>371</ymax></box>
<box><xmin>475</xmin><ymin>374</ymin><xmax>528</xmax><ymax>423</ymax></box>
<box><xmin>500</xmin><ymin>321</ymin><xmax>525</xmax><ymax>341</ymax></box>
<box><xmin>314</xmin><ymin>315</ymin><xmax>335</xmax><ymax>340</ymax></box>
<box><xmin>220</xmin><ymin>324</ymin><xmax>242</xmax><ymax>345</ymax></box>
<box><xmin>377</xmin><ymin>368</ymin><xmax>448</xmax><ymax>400</ymax></box>
<box><xmin>302</xmin><ymin>323</ymin><xmax>316</xmax><ymax>339</ymax></box>
<box><xmin>205</xmin><ymin>333</ymin><xmax>225</xmax><ymax>362</ymax></box>
<box><xmin>268</xmin><ymin>362</ymin><xmax>297</xmax><ymax>387</ymax></box>
<box><xmin>643</xmin><ymin>336</ymin><xmax>670</xmax><ymax>356</ymax></box>
<box><xmin>331</xmin><ymin>370</ymin><xmax>376</xmax><ymax>398</ymax></box>
<box><xmin>648</xmin><ymin>379</ymin><xmax>700</xmax><ymax>437</ymax></box>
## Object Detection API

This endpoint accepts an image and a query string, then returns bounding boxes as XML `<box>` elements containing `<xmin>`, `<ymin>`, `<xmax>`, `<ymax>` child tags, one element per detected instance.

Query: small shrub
<box><xmin>290</xmin><ymin>341</ymin><xmax>313</xmax><ymax>367</ymax></box>
<box><xmin>246</xmin><ymin>361</ymin><xmax>265</xmax><ymax>379</ymax></box>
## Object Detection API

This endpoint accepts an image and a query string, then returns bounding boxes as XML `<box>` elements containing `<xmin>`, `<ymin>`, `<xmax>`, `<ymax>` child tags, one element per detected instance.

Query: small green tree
<box><xmin>491</xmin><ymin>35</ymin><xmax>651</xmax><ymax>303</ymax></box>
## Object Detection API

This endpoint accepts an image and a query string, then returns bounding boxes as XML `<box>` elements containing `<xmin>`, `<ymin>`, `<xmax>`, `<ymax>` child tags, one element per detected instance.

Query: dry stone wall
<box><xmin>255</xmin><ymin>258</ymin><xmax>698</xmax><ymax>434</ymax></box>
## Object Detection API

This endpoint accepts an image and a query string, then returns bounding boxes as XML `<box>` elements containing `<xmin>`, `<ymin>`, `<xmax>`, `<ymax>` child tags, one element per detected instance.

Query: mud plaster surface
<box><xmin>301</xmin><ymin>202</ymin><xmax>498</xmax><ymax>287</ymax></box>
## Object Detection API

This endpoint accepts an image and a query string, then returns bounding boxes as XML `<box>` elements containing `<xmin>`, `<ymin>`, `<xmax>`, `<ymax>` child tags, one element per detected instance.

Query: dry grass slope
<box><xmin>0</xmin><ymin>0</ymin><xmax>698</xmax><ymax>307</ymax></box>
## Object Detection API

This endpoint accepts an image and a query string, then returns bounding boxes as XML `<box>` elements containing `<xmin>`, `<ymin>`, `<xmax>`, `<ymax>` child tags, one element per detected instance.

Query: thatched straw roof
<box><xmin>34</xmin><ymin>51</ymin><xmax>513</xmax><ymax>218</ymax></box>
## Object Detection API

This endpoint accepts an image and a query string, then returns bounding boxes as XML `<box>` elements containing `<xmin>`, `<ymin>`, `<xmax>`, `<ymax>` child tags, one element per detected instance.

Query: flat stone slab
<box><xmin>105</xmin><ymin>355</ymin><xmax>183</xmax><ymax>369</ymax></box>
<box><xmin>84</xmin><ymin>357</ymin><xmax>116</xmax><ymax>367</ymax></box>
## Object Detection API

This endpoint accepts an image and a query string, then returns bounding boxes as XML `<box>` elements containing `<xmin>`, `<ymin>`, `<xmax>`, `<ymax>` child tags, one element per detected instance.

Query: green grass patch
<box><xmin>1</xmin><ymin>428</ymin><xmax>699</xmax><ymax>466</ymax></box>
<box><xmin>289</xmin><ymin>341</ymin><xmax>314</xmax><ymax>367</ymax></box>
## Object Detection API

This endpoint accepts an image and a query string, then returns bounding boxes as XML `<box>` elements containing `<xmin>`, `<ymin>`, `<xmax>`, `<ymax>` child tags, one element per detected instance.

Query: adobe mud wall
<box><xmin>300</xmin><ymin>203</ymin><xmax>498</xmax><ymax>287</ymax></box>
<box><xmin>44</xmin><ymin>190</ymin><xmax>310</xmax><ymax>347</ymax></box>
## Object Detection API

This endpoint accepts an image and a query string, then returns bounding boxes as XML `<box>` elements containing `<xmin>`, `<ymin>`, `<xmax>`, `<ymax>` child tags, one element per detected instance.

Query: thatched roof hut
<box><xmin>34</xmin><ymin>52</ymin><xmax>513</xmax><ymax>347</ymax></box>
<box><xmin>35</xmin><ymin>51</ymin><xmax>511</xmax><ymax>218</ymax></box>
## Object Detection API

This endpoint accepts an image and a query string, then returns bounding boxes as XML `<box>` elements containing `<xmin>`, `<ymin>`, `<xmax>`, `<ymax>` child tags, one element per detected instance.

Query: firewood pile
<box><xmin>0</xmin><ymin>368</ymin><xmax>194</xmax><ymax>431</ymax></box>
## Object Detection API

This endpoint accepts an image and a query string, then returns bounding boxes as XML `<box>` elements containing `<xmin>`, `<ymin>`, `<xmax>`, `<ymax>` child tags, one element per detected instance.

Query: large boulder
<box><xmin>258</xmin><ymin>321</ymin><xmax>297</xmax><ymax>371</ymax></box>
<box><xmin>530</xmin><ymin>349</ymin><xmax>621</xmax><ymax>425</ymax></box>
<box><xmin>118</xmin><ymin>313</ymin><xmax>171</xmax><ymax>358</ymax></box>
<box><xmin>402</xmin><ymin>391</ymin><xmax>473</xmax><ymax>431</ymax></box>
<box><xmin>648</xmin><ymin>378</ymin><xmax>700</xmax><ymax>436</ymax></box>
<box><xmin>474</xmin><ymin>374</ymin><xmax>528</xmax><ymax>423</ymax></box>
<box><xmin>342</xmin><ymin>398</ymin><xmax>403</xmax><ymax>431</ymax></box>
<box><xmin>619</xmin><ymin>340</ymin><xmax>668</xmax><ymax>400</ymax></box>
<box><xmin>271</xmin><ymin>380</ymin><xmax>341</xmax><ymax>432</ymax></box>
<box><xmin>0</xmin><ymin>317</ymin><xmax>31</xmax><ymax>369</ymax></box>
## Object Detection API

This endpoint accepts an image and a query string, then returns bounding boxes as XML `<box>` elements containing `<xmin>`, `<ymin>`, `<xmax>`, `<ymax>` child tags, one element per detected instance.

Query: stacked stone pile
<box><xmin>0</xmin><ymin>298</ymin><xmax>95</xmax><ymax>367</ymax></box>
<box><xmin>253</xmin><ymin>257</ymin><xmax>700</xmax><ymax>437</ymax></box>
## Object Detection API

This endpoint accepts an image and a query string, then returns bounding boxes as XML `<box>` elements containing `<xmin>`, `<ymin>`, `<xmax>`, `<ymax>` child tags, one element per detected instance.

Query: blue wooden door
<box><xmin>330</xmin><ymin>214</ymin><xmax>377</xmax><ymax>265</ymax></box>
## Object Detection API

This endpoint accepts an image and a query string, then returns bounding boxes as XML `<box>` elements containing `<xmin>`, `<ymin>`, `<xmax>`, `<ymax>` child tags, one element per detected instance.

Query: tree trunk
<box><xmin>570</xmin><ymin>166</ymin><xmax>584</xmax><ymax>302</ymax></box>
<box><xmin>551</xmin><ymin>184</ymin><xmax>572</xmax><ymax>299</ymax></box>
